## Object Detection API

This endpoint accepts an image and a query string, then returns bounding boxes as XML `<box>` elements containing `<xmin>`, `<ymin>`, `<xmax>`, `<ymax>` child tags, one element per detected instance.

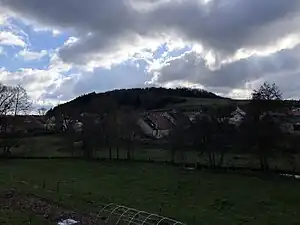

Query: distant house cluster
<box><xmin>137</xmin><ymin>106</ymin><xmax>300</xmax><ymax>139</ymax></box>
<box><xmin>270</xmin><ymin>108</ymin><xmax>300</xmax><ymax>134</ymax></box>
<box><xmin>137</xmin><ymin>110</ymin><xmax>202</xmax><ymax>139</ymax></box>
<box><xmin>45</xmin><ymin>116</ymin><xmax>83</xmax><ymax>133</ymax></box>
<box><xmin>0</xmin><ymin>115</ymin><xmax>45</xmax><ymax>134</ymax></box>
<box><xmin>229</xmin><ymin>106</ymin><xmax>300</xmax><ymax>134</ymax></box>
<box><xmin>13</xmin><ymin>104</ymin><xmax>300</xmax><ymax>139</ymax></box>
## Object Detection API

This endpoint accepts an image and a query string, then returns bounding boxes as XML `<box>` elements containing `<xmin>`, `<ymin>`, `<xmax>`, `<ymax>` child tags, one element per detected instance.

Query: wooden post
<box><xmin>56</xmin><ymin>181</ymin><xmax>60</xmax><ymax>192</ymax></box>
<box><xmin>192</xmin><ymin>215</ymin><xmax>196</xmax><ymax>225</ymax></box>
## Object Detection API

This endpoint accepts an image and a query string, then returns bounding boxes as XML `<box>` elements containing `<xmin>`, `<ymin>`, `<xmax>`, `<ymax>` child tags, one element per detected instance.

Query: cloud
<box><xmin>151</xmin><ymin>0</ymin><xmax>300</xmax><ymax>54</ymax></box>
<box><xmin>0</xmin><ymin>30</ymin><xmax>26</xmax><ymax>47</ymax></box>
<box><xmin>0</xmin><ymin>50</ymin><xmax>74</xmax><ymax>107</ymax></box>
<box><xmin>18</xmin><ymin>49</ymin><xmax>48</xmax><ymax>61</ymax></box>
<box><xmin>1</xmin><ymin>48</ymin><xmax>148</xmax><ymax>110</ymax></box>
<box><xmin>0</xmin><ymin>6</ymin><xmax>8</xmax><ymax>24</ymax></box>
<box><xmin>2</xmin><ymin>0</ymin><xmax>300</xmax><ymax>67</ymax></box>
<box><xmin>0</xmin><ymin>13</ymin><xmax>6</xmax><ymax>25</ymax></box>
<box><xmin>0</xmin><ymin>68</ymin><xmax>60</xmax><ymax>101</ymax></box>
<box><xmin>32</xmin><ymin>26</ymin><xmax>61</xmax><ymax>37</ymax></box>
<box><xmin>150</xmin><ymin>43</ymin><xmax>300</xmax><ymax>98</ymax></box>
<box><xmin>1</xmin><ymin>0</ymin><xmax>300</xmax><ymax>100</ymax></box>
<box><xmin>40</xmin><ymin>59</ymin><xmax>149</xmax><ymax>103</ymax></box>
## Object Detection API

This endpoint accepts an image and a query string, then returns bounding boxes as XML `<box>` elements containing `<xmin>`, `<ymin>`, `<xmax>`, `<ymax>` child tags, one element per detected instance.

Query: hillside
<box><xmin>47</xmin><ymin>87</ymin><xmax>230</xmax><ymax>116</ymax></box>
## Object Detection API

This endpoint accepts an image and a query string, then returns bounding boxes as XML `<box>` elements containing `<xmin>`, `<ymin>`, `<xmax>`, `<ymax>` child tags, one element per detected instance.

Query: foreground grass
<box><xmin>0</xmin><ymin>160</ymin><xmax>300</xmax><ymax>224</ymax></box>
<box><xmin>0</xmin><ymin>209</ymin><xmax>52</xmax><ymax>225</ymax></box>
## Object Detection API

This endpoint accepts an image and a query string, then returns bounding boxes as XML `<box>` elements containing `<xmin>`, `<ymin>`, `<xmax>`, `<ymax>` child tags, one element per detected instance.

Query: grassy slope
<box><xmin>0</xmin><ymin>159</ymin><xmax>300</xmax><ymax>225</ymax></box>
<box><xmin>173</xmin><ymin>97</ymin><xmax>232</xmax><ymax>107</ymax></box>
<box><xmin>164</xmin><ymin>97</ymin><xmax>250</xmax><ymax>109</ymax></box>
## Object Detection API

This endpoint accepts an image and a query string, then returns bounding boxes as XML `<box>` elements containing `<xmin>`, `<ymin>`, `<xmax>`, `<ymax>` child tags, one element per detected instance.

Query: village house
<box><xmin>289</xmin><ymin>107</ymin><xmax>300</xmax><ymax>116</ymax></box>
<box><xmin>273</xmin><ymin>108</ymin><xmax>300</xmax><ymax>135</ymax></box>
<box><xmin>138</xmin><ymin>111</ymin><xmax>173</xmax><ymax>139</ymax></box>
<box><xmin>183</xmin><ymin>111</ymin><xmax>202</xmax><ymax>122</ymax></box>
<box><xmin>253</xmin><ymin>106</ymin><xmax>300</xmax><ymax>136</ymax></box>
<box><xmin>229</xmin><ymin>106</ymin><xmax>246</xmax><ymax>126</ymax></box>
<box><xmin>44</xmin><ymin>116</ymin><xmax>56</xmax><ymax>131</ymax></box>
<box><xmin>138</xmin><ymin>110</ymin><xmax>193</xmax><ymax>139</ymax></box>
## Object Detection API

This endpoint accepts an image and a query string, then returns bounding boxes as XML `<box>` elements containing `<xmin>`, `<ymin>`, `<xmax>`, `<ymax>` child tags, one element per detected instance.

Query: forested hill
<box><xmin>47</xmin><ymin>87</ymin><xmax>224</xmax><ymax>116</ymax></box>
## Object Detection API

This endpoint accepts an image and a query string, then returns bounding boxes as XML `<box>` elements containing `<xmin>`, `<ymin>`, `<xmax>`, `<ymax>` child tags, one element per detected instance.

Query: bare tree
<box><xmin>243</xmin><ymin>82</ymin><xmax>284</xmax><ymax>172</ymax></box>
<box><xmin>252</xmin><ymin>82</ymin><xmax>282</xmax><ymax>101</ymax></box>
<box><xmin>117</xmin><ymin>109</ymin><xmax>139</xmax><ymax>161</ymax></box>
<box><xmin>80</xmin><ymin>114</ymin><xmax>103</xmax><ymax>159</ymax></box>
<box><xmin>102</xmin><ymin>112</ymin><xmax>118</xmax><ymax>160</ymax></box>
<box><xmin>0</xmin><ymin>84</ymin><xmax>16</xmax><ymax>116</ymax></box>
<box><xmin>191</xmin><ymin>112</ymin><xmax>233</xmax><ymax>169</ymax></box>
<box><xmin>38</xmin><ymin>107</ymin><xmax>47</xmax><ymax>116</ymax></box>
<box><xmin>169</xmin><ymin>118</ymin><xmax>189</xmax><ymax>165</ymax></box>
<box><xmin>0</xmin><ymin>84</ymin><xmax>31</xmax><ymax>156</ymax></box>
<box><xmin>12</xmin><ymin>85</ymin><xmax>31</xmax><ymax>116</ymax></box>
<box><xmin>191</xmin><ymin>116</ymin><xmax>217</xmax><ymax>168</ymax></box>
<box><xmin>71</xmin><ymin>96</ymin><xmax>119</xmax><ymax>159</ymax></box>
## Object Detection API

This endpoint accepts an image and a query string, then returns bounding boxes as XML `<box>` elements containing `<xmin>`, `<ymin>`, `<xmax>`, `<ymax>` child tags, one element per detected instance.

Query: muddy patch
<box><xmin>0</xmin><ymin>190</ymin><xmax>106</xmax><ymax>225</ymax></box>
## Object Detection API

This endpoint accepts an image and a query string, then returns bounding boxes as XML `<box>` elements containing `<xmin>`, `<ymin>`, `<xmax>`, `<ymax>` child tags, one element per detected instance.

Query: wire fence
<box><xmin>96</xmin><ymin>203</ymin><xmax>185</xmax><ymax>225</ymax></box>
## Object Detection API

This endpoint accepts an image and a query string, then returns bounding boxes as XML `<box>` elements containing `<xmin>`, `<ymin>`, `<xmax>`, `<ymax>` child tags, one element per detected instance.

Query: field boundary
<box><xmin>2</xmin><ymin>156</ymin><xmax>299</xmax><ymax>177</ymax></box>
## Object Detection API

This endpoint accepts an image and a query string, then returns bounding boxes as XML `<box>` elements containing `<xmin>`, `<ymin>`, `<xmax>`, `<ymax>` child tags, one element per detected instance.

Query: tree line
<box><xmin>1</xmin><ymin>81</ymin><xmax>299</xmax><ymax>174</ymax></box>
<box><xmin>48</xmin><ymin>82</ymin><xmax>300</xmax><ymax>173</ymax></box>
<box><xmin>169</xmin><ymin>82</ymin><xmax>298</xmax><ymax>172</ymax></box>
<box><xmin>50</xmin><ymin>96</ymin><xmax>138</xmax><ymax>160</ymax></box>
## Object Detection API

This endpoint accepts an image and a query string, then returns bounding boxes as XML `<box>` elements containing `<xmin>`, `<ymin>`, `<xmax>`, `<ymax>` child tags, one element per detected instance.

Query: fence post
<box><xmin>71</xmin><ymin>179</ymin><xmax>75</xmax><ymax>194</ymax></box>
<box><xmin>56</xmin><ymin>181</ymin><xmax>60</xmax><ymax>192</ymax></box>
<box><xmin>192</xmin><ymin>215</ymin><xmax>196</xmax><ymax>225</ymax></box>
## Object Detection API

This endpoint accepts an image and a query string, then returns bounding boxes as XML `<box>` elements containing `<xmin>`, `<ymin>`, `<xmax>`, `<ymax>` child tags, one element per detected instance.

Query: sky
<box><xmin>1</xmin><ymin>0</ymin><xmax>300</xmax><ymax>110</ymax></box>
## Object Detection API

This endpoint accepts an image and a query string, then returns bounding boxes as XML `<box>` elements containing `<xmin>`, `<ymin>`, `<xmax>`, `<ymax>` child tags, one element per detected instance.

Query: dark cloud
<box><xmin>150</xmin><ymin>0</ymin><xmax>300</xmax><ymax>54</ymax></box>
<box><xmin>152</xmin><ymin>44</ymin><xmax>300</xmax><ymax>97</ymax></box>
<box><xmin>1</xmin><ymin>0</ymin><xmax>300</xmax><ymax>63</ymax></box>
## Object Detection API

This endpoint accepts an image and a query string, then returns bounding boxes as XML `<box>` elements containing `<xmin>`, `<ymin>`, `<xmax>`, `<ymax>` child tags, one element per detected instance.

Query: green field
<box><xmin>12</xmin><ymin>136</ymin><xmax>300</xmax><ymax>172</ymax></box>
<box><xmin>0</xmin><ymin>159</ymin><xmax>300</xmax><ymax>225</ymax></box>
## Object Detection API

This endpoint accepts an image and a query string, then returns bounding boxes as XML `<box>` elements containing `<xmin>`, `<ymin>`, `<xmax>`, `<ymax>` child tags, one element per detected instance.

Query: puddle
<box><xmin>58</xmin><ymin>219</ymin><xmax>79</xmax><ymax>225</ymax></box>
<box><xmin>280</xmin><ymin>173</ymin><xmax>300</xmax><ymax>179</ymax></box>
